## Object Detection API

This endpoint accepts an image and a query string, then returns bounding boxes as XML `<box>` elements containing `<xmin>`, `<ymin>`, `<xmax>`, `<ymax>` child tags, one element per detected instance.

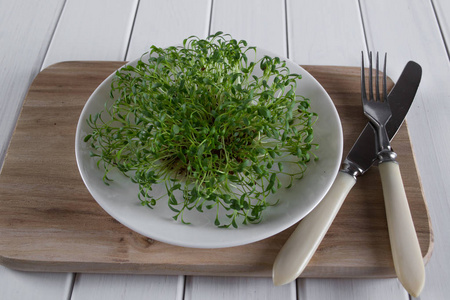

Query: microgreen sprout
<box><xmin>85</xmin><ymin>32</ymin><xmax>318</xmax><ymax>228</ymax></box>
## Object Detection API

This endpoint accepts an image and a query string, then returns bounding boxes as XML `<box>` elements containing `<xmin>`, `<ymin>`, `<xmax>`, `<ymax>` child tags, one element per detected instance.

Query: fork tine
<box><xmin>383</xmin><ymin>53</ymin><xmax>387</xmax><ymax>101</ymax></box>
<box><xmin>376</xmin><ymin>52</ymin><xmax>380</xmax><ymax>102</ymax></box>
<box><xmin>360</xmin><ymin>51</ymin><xmax>391</xmax><ymax>135</ymax></box>
<box><xmin>369</xmin><ymin>52</ymin><xmax>373</xmax><ymax>101</ymax></box>
<box><xmin>361</xmin><ymin>51</ymin><xmax>366</xmax><ymax>101</ymax></box>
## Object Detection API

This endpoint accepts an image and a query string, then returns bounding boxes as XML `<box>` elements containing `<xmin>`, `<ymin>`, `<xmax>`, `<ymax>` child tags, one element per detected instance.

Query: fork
<box><xmin>361</xmin><ymin>52</ymin><xmax>393</xmax><ymax>161</ymax></box>
<box><xmin>361</xmin><ymin>52</ymin><xmax>425</xmax><ymax>298</ymax></box>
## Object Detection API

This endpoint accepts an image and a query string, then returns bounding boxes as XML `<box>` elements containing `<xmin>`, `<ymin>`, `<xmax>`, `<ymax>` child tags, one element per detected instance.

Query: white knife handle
<box><xmin>378</xmin><ymin>161</ymin><xmax>425</xmax><ymax>297</ymax></box>
<box><xmin>272</xmin><ymin>172</ymin><xmax>356</xmax><ymax>286</ymax></box>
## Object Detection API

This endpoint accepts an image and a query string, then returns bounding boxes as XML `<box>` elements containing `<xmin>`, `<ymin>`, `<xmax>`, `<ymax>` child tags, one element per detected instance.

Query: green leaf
<box><xmin>252</xmin><ymin>165</ymin><xmax>263</xmax><ymax>175</ymax></box>
<box><xmin>172</xmin><ymin>124</ymin><xmax>180</xmax><ymax>134</ymax></box>
<box><xmin>168</xmin><ymin>205</ymin><xmax>180</xmax><ymax>213</ymax></box>
<box><xmin>278</xmin><ymin>162</ymin><xmax>284</xmax><ymax>172</ymax></box>
<box><xmin>197</xmin><ymin>144</ymin><xmax>205</xmax><ymax>157</ymax></box>
<box><xmin>177</xmin><ymin>151</ymin><xmax>187</xmax><ymax>163</ymax></box>
<box><xmin>169</xmin><ymin>194</ymin><xmax>177</xmax><ymax>205</ymax></box>
<box><xmin>268</xmin><ymin>149</ymin><xmax>276</xmax><ymax>158</ymax></box>
<box><xmin>228</xmin><ymin>175</ymin><xmax>240</xmax><ymax>182</ymax></box>
<box><xmin>170</xmin><ymin>183</ymin><xmax>182</xmax><ymax>192</ymax></box>
<box><xmin>231</xmin><ymin>218</ymin><xmax>238</xmax><ymax>229</ymax></box>
<box><xmin>304</xmin><ymin>132</ymin><xmax>313</xmax><ymax>143</ymax></box>
<box><xmin>84</xmin><ymin>134</ymin><xmax>92</xmax><ymax>142</ymax></box>
<box><xmin>258</xmin><ymin>107</ymin><xmax>271</xmax><ymax>119</ymax></box>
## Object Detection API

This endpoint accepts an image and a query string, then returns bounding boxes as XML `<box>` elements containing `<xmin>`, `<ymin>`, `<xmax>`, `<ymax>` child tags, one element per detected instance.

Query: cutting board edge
<box><xmin>0</xmin><ymin>253</ymin><xmax>400</xmax><ymax>279</ymax></box>
<box><xmin>404</xmin><ymin>120</ymin><xmax>434</xmax><ymax>264</ymax></box>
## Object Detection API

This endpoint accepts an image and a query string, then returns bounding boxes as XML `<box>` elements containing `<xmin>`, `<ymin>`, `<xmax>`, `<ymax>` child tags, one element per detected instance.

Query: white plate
<box><xmin>75</xmin><ymin>47</ymin><xmax>343</xmax><ymax>249</ymax></box>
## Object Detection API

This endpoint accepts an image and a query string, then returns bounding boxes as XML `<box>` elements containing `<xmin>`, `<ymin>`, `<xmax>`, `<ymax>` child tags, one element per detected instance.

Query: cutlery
<box><xmin>272</xmin><ymin>59</ymin><xmax>422</xmax><ymax>286</ymax></box>
<box><xmin>361</xmin><ymin>52</ymin><xmax>424</xmax><ymax>297</ymax></box>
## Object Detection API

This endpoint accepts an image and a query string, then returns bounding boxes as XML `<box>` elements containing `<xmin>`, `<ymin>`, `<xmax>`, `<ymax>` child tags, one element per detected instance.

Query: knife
<box><xmin>272</xmin><ymin>61</ymin><xmax>422</xmax><ymax>286</ymax></box>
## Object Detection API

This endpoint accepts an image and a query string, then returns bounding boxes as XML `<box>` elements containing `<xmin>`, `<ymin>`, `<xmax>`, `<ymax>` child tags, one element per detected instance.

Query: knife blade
<box><xmin>272</xmin><ymin>61</ymin><xmax>422</xmax><ymax>286</ymax></box>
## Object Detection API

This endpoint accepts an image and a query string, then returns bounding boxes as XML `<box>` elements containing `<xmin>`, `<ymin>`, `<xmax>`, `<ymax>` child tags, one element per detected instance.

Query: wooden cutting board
<box><xmin>0</xmin><ymin>61</ymin><xmax>433</xmax><ymax>278</ymax></box>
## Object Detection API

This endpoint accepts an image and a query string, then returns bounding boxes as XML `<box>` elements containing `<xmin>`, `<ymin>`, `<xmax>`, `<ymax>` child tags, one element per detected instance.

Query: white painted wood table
<box><xmin>1</xmin><ymin>0</ymin><xmax>449</xmax><ymax>299</ymax></box>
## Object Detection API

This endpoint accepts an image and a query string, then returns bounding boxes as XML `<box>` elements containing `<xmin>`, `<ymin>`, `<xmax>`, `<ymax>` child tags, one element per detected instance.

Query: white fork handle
<box><xmin>272</xmin><ymin>172</ymin><xmax>356</xmax><ymax>286</ymax></box>
<box><xmin>378</xmin><ymin>161</ymin><xmax>425</xmax><ymax>298</ymax></box>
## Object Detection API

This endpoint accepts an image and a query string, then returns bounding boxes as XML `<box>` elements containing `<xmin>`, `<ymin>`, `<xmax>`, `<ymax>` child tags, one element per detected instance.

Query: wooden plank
<box><xmin>432</xmin><ymin>0</ymin><xmax>450</xmax><ymax>57</ymax></box>
<box><xmin>184</xmin><ymin>277</ymin><xmax>296</xmax><ymax>300</ymax></box>
<box><xmin>0</xmin><ymin>267</ymin><xmax>74</xmax><ymax>300</ymax></box>
<box><xmin>0</xmin><ymin>0</ymin><xmax>65</xmax><ymax>169</ymax></box>
<box><xmin>0</xmin><ymin>61</ymin><xmax>431</xmax><ymax>278</ymax></box>
<box><xmin>287</xmin><ymin>0</ymin><xmax>366</xmax><ymax>66</ymax></box>
<box><xmin>125</xmin><ymin>0</ymin><xmax>212</xmax><ymax>61</ymax></box>
<box><xmin>42</xmin><ymin>0</ymin><xmax>139</xmax><ymax>69</ymax></box>
<box><xmin>70</xmin><ymin>274</ymin><xmax>182</xmax><ymax>300</ymax></box>
<box><xmin>360</xmin><ymin>0</ymin><xmax>450</xmax><ymax>299</ymax></box>
<box><xmin>210</xmin><ymin>0</ymin><xmax>287</xmax><ymax>57</ymax></box>
<box><xmin>297</xmin><ymin>278</ymin><xmax>408</xmax><ymax>300</ymax></box>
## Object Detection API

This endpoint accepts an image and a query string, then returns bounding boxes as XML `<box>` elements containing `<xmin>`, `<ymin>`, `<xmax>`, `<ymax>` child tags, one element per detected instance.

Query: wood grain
<box><xmin>125</xmin><ymin>0</ymin><xmax>212</xmax><ymax>61</ymax></box>
<box><xmin>184</xmin><ymin>277</ymin><xmax>296</xmax><ymax>300</ymax></box>
<box><xmin>287</xmin><ymin>0</ymin><xmax>366</xmax><ymax>66</ymax></box>
<box><xmin>42</xmin><ymin>0</ymin><xmax>139</xmax><ymax>69</ymax></box>
<box><xmin>0</xmin><ymin>0</ymin><xmax>65</xmax><ymax>169</ymax></box>
<box><xmin>434</xmin><ymin>0</ymin><xmax>450</xmax><ymax>52</ymax></box>
<box><xmin>0</xmin><ymin>61</ymin><xmax>433</xmax><ymax>278</ymax></box>
<box><xmin>210</xmin><ymin>0</ymin><xmax>287</xmax><ymax>57</ymax></box>
<box><xmin>70</xmin><ymin>274</ymin><xmax>182</xmax><ymax>300</ymax></box>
